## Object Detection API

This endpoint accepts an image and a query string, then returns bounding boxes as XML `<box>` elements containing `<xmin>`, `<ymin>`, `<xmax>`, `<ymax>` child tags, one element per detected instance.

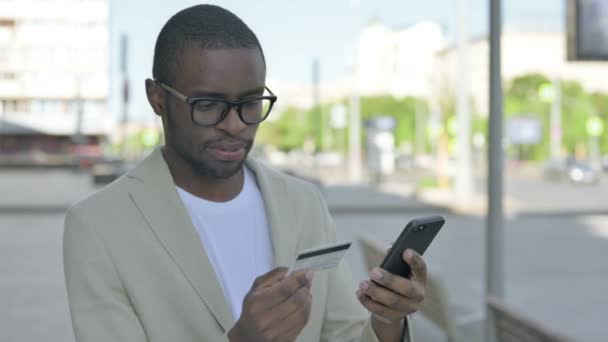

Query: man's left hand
<box><xmin>356</xmin><ymin>249</ymin><xmax>427</xmax><ymax>341</ymax></box>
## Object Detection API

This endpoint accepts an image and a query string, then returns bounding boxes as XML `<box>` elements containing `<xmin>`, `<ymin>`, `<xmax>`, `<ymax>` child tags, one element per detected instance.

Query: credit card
<box><xmin>289</xmin><ymin>241</ymin><xmax>352</xmax><ymax>274</ymax></box>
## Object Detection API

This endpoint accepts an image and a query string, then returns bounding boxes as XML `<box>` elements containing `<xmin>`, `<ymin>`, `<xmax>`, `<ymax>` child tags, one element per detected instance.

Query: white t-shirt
<box><xmin>176</xmin><ymin>167</ymin><xmax>273</xmax><ymax>320</ymax></box>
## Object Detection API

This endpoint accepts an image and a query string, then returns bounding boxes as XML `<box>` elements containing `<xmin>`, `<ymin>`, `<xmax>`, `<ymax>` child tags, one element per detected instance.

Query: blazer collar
<box><xmin>127</xmin><ymin>147</ymin><xmax>298</xmax><ymax>332</ymax></box>
<box><xmin>245</xmin><ymin>158</ymin><xmax>298</xmax><ymax>269</ymax></box>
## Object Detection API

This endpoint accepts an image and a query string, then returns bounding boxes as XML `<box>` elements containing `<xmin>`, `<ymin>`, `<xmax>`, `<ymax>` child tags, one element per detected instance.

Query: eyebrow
<box><xmin>189</xmin><ymin>87</ymin><xmax>266</xmax><ymax>99</ymax></box>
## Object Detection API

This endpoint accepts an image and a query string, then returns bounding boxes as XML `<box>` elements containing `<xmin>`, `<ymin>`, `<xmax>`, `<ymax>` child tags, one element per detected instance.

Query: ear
<box><xmin>145</xmin><ymin>79</ymin><xmax>165</xmax><ymax>117</ymax></box>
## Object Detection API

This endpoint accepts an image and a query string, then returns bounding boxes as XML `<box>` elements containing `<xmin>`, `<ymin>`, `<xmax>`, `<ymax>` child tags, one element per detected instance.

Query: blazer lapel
<box><xmin>127</xmin><ymin>148</ymin><xmax>235</xmax><ymax>332</ymax></box>
<box><xmin>246</xmin><ymin>159</ymin><xmax>298</xmax><ymax>269</ymax></box>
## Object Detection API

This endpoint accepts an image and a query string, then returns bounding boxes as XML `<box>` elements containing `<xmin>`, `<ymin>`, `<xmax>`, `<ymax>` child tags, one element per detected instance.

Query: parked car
<box><xmin>543</xmin><ymin>158</ymin><xmax>600</xmax><ymax>185</ymax></box>
<box><xmin>566</xmin><ymin>162</ymin><xmax>599</xmax><ymax>184</ymax></box>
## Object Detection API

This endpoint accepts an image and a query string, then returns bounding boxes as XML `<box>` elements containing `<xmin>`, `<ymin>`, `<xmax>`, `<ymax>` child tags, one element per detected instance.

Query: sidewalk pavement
<box><xmin>0</xmin><ymin>167</ymin><xmax>497</xmax><ymax>218</ymax></box>
<box><xmin>324</xmin><ymin>182</ymin><xmax>448</xmax><ymax>214</ymax></box>
<box><xmin>0</xmin><ymin>169</ymin><xmax>95</xmax><ymax>212</ymax></box>
<box><xmin>325</xmin><ymin>183</ymin><xmax>608</xmax><ymax>342</ymax></box>
<box><xmin>3</xmin><ymin>168</ymin><xmax>606</xmax><ymax>341</ymax></box>
<box><xmin>0</xmin><ymin>167</ymin><xmax>447</xmax><ymax>214</ymax></box>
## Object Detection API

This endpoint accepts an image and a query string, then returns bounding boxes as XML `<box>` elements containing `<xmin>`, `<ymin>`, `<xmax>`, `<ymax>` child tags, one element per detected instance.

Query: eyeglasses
<box><xmin>157</xmin><ymin>82</ymin><xmax>278</xmax><ymax>126</ymax></box>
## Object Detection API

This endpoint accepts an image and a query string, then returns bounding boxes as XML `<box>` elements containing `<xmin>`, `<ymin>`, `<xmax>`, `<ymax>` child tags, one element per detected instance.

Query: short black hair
<box><xmin>152</xmin><ymin>4</ymin><xmax>265</xmax><ymax>85</ymax></box>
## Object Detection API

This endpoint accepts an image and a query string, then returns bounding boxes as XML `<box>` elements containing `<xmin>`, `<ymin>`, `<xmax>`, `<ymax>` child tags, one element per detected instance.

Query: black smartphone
<box><xmin>379</xmin><ymin>215</ymin><xmax>445</xmax><ymax>278</ymax></box>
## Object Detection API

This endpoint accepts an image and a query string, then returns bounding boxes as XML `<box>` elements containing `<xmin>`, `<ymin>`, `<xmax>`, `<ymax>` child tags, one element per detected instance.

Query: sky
<box><xmin>109</xmin><ymin>0</ymin><xmax>564</xmax><ymax>122</ymax></box>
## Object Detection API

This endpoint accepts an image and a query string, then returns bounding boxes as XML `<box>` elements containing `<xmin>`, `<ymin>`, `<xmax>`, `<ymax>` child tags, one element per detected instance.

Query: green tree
<box><xmin>257</xmin><ymin>107</ymin><xmax>310</xmax><ymax>152</ymax></box>
<box><xmin>590</xmin><ymin>92</ymin><xmax>608</xmax><ymax>154</ymax></box>
<box><xmin>561</xmin><ymin>80</ymin><xmax>593</xmax><ymax>157</ymax></box>
<box><xmin>359</xmin><ymin>95</ymin><xmax>425</xmax><ymax>151</ymax></box>
<box><xmin>505</xmin><ymin>73</ymin><xmax>599</xmax><ymax>160</ymax></box>
<box><xmin>504</xmin><ymin>73</ymin><xmax>551</xmax><ymax>160</ymax></box>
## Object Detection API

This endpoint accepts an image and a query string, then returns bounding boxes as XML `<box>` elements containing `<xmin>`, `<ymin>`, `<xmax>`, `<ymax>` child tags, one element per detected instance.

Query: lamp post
<box><xmin>487</xmin><ymin>1</ymin><xmax>505</xmax><ymax>341</ymax></box>
<box><xmin>539</xmin><ymin>80</ymin><xmax>563</xmax><ymax>160</ymax></box>
<box><xmin>348</xmin><ymin>57</ymin><xmax>362</xmax><ymax>183</ymax></box>
<box><xmin>455</xmin><ymin>0</ymin><xmax>474</xmax><ymax>200</ymax></box>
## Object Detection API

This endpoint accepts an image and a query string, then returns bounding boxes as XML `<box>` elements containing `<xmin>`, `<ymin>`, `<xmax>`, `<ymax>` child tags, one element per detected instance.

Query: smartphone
<box><xmin>379</xmin><ymin>215</ymin><xmax>445</xmax><ymax>278</ymax></box>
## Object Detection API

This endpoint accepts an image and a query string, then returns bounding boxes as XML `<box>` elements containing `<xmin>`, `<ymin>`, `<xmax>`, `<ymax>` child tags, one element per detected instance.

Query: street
<box><xmin>1</xmin><ymin>167</ymin><xmax>608</xmax><ymax>341</ymax></box>
<box><xmin>337</xmin><ymin>212</ymin><xmax>608</xmax><ymax>341</ymax></box>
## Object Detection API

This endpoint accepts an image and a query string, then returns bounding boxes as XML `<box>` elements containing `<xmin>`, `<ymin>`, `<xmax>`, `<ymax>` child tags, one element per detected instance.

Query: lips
<box><xmin>207</xmin><ymin>141</ymin><xmax>248</xmax><ymax>162</ymax></box>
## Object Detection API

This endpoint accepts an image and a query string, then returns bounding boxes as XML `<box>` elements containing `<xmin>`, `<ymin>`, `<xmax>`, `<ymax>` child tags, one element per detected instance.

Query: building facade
<box><xmin>434</xmin><ymin>29</ymin><xmax>608</xmax><ymax>117</ymax></box>
<box><xmin>0</xmin><ymin>0</ymin><xmax>110</xmax><ymax>162</ymax></box>
<box><xmin>355</xmin><ymin>21</ymin><xmax>446</xmax><ymax>99</ymax></box>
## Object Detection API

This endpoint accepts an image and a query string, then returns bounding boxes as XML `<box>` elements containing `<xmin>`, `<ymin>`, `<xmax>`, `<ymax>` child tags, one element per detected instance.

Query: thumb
<box><xmin>251</xmin><ymin>267</ymin><xmax>288</xmax><ymax>289</ymax></box>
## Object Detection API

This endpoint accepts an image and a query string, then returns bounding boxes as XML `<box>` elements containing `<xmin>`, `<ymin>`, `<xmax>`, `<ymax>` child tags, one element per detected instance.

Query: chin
<box><xmin>169</xmin><ymin>141</ymin><xmax>249</xmax><ymax>180</ymax></box>
<box><xmin>185</xmin><ymin>153</ymin><xmax>247</xmax><ymax>179</ymax></box>
<box><xmin>197</xmin><ymin>160</ymin><xmax>245</xmax><ymax>179</ymax></box>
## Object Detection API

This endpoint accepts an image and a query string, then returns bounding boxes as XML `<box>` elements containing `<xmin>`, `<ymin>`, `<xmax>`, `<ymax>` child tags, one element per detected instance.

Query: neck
<box><xmin>162</xmin><ymin>146</ymin><xmax>245</xmax><ymax>202</ymax></box>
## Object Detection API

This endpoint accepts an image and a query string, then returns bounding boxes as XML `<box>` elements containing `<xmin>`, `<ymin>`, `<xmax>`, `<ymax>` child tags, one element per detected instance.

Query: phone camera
<box><xmin>416</xmin><ymin>225</ymin><xmax>426</xmax><ymax>232</ymax></box>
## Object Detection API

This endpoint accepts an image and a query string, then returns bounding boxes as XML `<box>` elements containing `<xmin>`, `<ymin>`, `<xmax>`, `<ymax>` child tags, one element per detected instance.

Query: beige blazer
<box><xmin>64</xmin><ymin>148</ymin><xmax>412</xmax><ymax>342</ymax></box>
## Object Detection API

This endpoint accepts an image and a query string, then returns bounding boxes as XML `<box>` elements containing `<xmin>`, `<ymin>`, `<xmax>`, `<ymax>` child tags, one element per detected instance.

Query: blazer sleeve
<box><xmin>313</xmin><ymin>190</ymin><xmax>413</xmax><ymax>342</ymax></box>
<box><xmin>63</xmin><ymin>208</ymin><xmax>148</xmax><ymax>342</ymax></box>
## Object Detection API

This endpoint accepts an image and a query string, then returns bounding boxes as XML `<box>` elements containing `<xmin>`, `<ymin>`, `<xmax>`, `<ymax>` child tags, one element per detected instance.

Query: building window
<box><xmin>16</xmin><ymin>100</ymin><xmax>31</xmax><ymax>113</ymax></box>
<box><xmin>4</xmin><ymin>100</ymin><xmax>17</xmax><ymax>113</ymax></box>
<box><xmin>0</xmin><ymin>72</ymin><xmax>15</xmax><ymax>80</ymax></box>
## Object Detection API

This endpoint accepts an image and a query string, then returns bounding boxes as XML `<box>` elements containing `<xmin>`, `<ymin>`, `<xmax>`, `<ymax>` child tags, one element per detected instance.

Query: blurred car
<box><xmin>602</xmin><ymin>155</ymin><xmax>608</xmax><ymax>173</ymax></box>
<box><xmin>566</xmin><ymin>163</ymin><xmax>599</xmax><ymax>184</ymax></box>
<box><xmin>91</xmin><ymin>159</ymin><xmax>134</xmax><ymax>185</ymax></box>
<box><xmin>543</xmin><ymin>158</ymin><xmax>600</xmax><ymax>185</ymax></box>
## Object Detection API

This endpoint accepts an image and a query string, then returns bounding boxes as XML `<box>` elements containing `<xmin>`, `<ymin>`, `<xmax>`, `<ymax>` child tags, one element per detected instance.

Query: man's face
<box><xmin>159</xmin><ymin>47</ymin><xmax>266</xmax><ymax>179</ymax></box>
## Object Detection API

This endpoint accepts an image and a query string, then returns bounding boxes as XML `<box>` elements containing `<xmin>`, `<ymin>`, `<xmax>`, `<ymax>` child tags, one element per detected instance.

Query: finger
<box><xmin>373</xmin><ymin>314</ymin><xmax>393</xmax><ymax>325</ymax></box>
<box><xmin>275</xmin><ymin>284</ymin><xmax>311</xmax><ymax>320</ymax></box>
<box><xmin>271</xmin><ymin>290</ymin><xmax>313</xmax><ymax>341</ymax></box>
<box><xmin>403</xmin><ymin>249</ymin><xmax>427</xmax><ymax>284</ymax></box>
<box><xmin>243</xmin><ymin>287</ymin><xmax>311</xmax><ymax>341</ymax></box>
<box><xmin>369</xmin><ymin>267</ymin><xmax>424</xmax><ymax>302</ymax></box>
<box><xmin>260</xmin><ymin>270</ymin><xmax>312</xmax><ymax>308</ymax></box>
<box><xmin>252</xmin><ymin>267</ymin><xmax>288</xmax><ymax>289</ymax></box>
<box><xmin>359</xmin><ymin>280</ymin><xmax>421</xmax><ymax>312</ymax></box>
<box><xmin>356</xmin><ymin>290</ymin><xmax>403</xmax><ymax>323</ymax></box>
<box><xmin>386</xmin><ymin>242</ymin><xmax>393</xmax><ymax>255</ymax></box>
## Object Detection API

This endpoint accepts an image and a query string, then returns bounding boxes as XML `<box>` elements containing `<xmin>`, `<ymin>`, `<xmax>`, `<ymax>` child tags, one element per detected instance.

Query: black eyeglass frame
<box><xmin>156</xmin><ymin>81</ymin><xmax>278</xmax><ymax>126</ymax></box>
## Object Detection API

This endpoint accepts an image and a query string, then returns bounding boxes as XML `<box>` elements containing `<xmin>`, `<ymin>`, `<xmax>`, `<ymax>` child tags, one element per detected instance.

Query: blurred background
<box><xmin>1</xmin><ymin>0</ymin><xmax>607</xmax><ymax>341</ymax></box>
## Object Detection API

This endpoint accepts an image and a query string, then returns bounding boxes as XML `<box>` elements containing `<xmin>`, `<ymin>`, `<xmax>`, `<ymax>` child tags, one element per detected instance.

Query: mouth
<box><xmin>206</xmin><ymin>142</ymin><xmax>248</xmax><ymax>162</ymax></box>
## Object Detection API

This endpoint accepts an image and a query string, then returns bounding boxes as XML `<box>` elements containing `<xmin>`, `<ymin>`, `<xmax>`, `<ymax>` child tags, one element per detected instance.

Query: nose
<box><xmin>215</xmin><ymin>104</ymin><xmax>247</xmax><ymax>134</ymax></box>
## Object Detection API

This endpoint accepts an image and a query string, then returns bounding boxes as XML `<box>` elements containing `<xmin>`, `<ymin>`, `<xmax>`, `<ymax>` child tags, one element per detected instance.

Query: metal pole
<box><xmin>75</xmin><ymin>78</ymin><xmax>84</xmax><ymax>145</ymax></box>
<box><xmin>120</xmin><ymin>34</ymin><xmax>129</xmax><ymax>157</ymax></box>
<box><xmin>487</xmin><ymin>0</ymin><xmax>505</xmax><ymax>341</ymax></box>
<box><xmin>1</xmin><ymin>101</ymin><xmax>5</xmax><ymax>148</ymax></box>
<box><xmin>349</xmin><ymin>62</ymin><xmax>362</xmax><ymax>183</ymax></box>
<box><xmin>550</xmin><ymin>77</ymin><xmax>562</xmax><ymax>160</ymax></box>
<box><xmin>590</xmin><ymin>135</ymin><xmax>601</xmax><ymax>170</ymax></box>
<box><xmin>455</xmin><ymin>0</ymin><xmax>474</xmax><ymax>200</ymax></box>
<box><xmin>415</xmin><ymin>100</ymin><xmax>424</xmax><ymax>156</ymax></box>
<box><xmin>313</xmin><ymin>59</ymin><xmax>322</xmax><ymax>152</ymax></box>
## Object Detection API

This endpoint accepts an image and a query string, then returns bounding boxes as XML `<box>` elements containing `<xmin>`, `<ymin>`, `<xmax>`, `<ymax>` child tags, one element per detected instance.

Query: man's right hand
<box><xmin>228</xmin><ymin>267</ymin><xmax>314</xmax><ymax>342</ymax></box>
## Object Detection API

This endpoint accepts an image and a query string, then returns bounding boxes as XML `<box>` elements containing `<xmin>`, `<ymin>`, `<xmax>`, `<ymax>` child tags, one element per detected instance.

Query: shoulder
<box><xmin>64</xmin><ymin>166</ymin><xmax>141</xmax><ymax>231</ymax></box>
<box><xmin>67</xmin><ymin>173</ymin><xmax>129</xmax><ymax>213</ymax></box>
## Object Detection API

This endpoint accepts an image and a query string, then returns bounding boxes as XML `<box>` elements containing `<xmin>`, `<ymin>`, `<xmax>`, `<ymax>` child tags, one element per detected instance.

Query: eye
<box><xmin>243</xmin><ymin>99</ymin><xmax>262</xmax><ymax>108</ymax></box>
<box><xmin>193</xmin><ymin>100</ymin><xmax>220</xmax><ymax>111</ymax></box>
